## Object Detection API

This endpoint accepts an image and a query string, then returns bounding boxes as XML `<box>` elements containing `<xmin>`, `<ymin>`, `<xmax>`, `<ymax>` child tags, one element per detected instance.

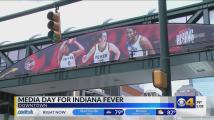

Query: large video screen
<box><xmin>0</xmin><ymin>24</ymin><xmax>214</xmax><ymax>80</ymax></box>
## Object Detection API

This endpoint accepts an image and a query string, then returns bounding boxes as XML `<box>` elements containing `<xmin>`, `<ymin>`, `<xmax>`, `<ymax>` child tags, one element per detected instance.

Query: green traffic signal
<box><xmin>47</xmin><ymin>11</ymin><xmax>61</xmax><ymax>42</ymax></box>
<box><xmin>48</xmin><ymin>31</ymin><xmax>61</xmax><ymax>42</ymax></box>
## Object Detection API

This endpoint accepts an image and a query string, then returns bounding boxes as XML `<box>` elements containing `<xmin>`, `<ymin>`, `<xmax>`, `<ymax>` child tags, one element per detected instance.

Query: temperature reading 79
<box><xmin>167</xmin><ymin>109</ymin><xmax>176</xmax><ymax>115</ymax></box>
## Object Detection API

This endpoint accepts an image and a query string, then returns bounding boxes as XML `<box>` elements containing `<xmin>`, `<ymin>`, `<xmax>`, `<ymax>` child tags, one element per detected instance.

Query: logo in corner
<box><xmin>176</xmin><ymin>96</ymin><xmax>195</xmax><ymax>108</ymax></box>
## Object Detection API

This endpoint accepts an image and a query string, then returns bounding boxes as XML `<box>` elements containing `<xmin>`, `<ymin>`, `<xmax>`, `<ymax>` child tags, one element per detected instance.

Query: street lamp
<box><xmin>26</xmin><ymin>34</ymin><xmax>42</xmax><ymax>55</ymax></box>
<box><xmin>102</xmin><ymin>18</ymin><xmax>113</xmax><ymax>25</ymax></box>
<box><xmin>147</xmin><ymin>9</ymin><xmax>156</xmax><ymax>15</ymax></box>
<box><xmin>63</xmin><ymin>27</ymin><xmax>75</xmax><ymax>33</ymax></box>
<box><xmin>0</xmin><ymin>41</ymin><xmax>10</xmax><ymax>46</ymax></box>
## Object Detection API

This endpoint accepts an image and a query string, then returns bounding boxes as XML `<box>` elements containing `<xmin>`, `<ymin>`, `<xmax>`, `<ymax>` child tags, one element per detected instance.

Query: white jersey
<box><xmin>94</xmin><ymin>43</ymin><xmax>110</xmax><ymax>63</ymax></box>
<box><xmin>128</xmin><ymin>35</ymin><xmax>148</xmax><ymax>57</ymax></box>
<box><xmin>60</xmin><ymin>53</ymin><xmax>76</xmax><ymax>68</ymax></box>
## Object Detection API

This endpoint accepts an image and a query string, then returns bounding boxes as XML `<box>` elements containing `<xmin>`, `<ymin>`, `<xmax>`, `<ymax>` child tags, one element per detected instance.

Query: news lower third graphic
<box><xmin>14</xmin><ymin>96</ymin><xmax>207</xmax><ymax>117</ymax></box>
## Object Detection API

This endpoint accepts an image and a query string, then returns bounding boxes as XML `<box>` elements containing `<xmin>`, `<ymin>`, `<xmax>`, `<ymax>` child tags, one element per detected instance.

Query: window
<box><xmin>8</xmin><ymin>50</ymin><xmax>18</xmax><ymax>61</ymax></box>
<box><xmin>196</xmin><ymin>16</ymin><xmax>203</xmax><ymax>24</ymax></box>
<box><xmin>18</xmin><ymin>49</ymin><xmax>26</xmax><ymax>60</ymax></box>
<box><xmin>209</xmin><ymin>10</ymin><xmax>214</xmax><ymax>24</ymax></box>
<box><xmin>168</xmin><ymin>15</ymin><xmax>193</xmax><ymax>23</ymax></box>
<box><xmin>0</xmin><ymin>66</ymin><xmax>6</xmax><ymax>72</ymax></box>
<box><xmin>186</xmin><ymin>15</ymin><xmax>192</xmax><ymax>20</ymax></box>
<box><xmin>0</xmin><ymin>59</ymin><xmax>6</xmax><ymax>67</ymax></box>
<box><xmin>41</xmin><ymin>44</ymin><xmax>52</xmax><ymax>49</ymax></box>
<box><xmin>168</xmin><ymin>16</ymin><xmax>187</xmax><ymax>23</ymax></box>
<box><xmin>37</xmin><ymin>44</ymin><xmax>52</xmax><ymax>50</ymax></box>
<box><xmin>37</xmin><ymin>45</ymin><xmax>42</xmax><ymax>49</ymax></box>
<box><xmin>193</xmin><ymin>77</ymin><xmax>214</xmax><ymax>96</ymax></box>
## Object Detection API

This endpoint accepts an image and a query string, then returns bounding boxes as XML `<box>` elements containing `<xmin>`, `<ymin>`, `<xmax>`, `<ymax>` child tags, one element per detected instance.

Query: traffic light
<box><xmin>47</xmin><ymin>11</ymin><xmax>61</xmax><ymax>42</ymax></box>
<box><xmin>152</xmin><ymin>69</ymin><xmax>167</xmax><ymax>90</ymax></box>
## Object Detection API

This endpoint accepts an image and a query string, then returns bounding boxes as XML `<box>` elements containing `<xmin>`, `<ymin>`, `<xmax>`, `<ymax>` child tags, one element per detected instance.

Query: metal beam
<box><xmin>0</xmin><ymin>52</ymin><xmax>13</xmax><ymax>66</ymax></box>
<box><xmin>158</xmin><ymin>0</ymin><xmax>172</xmax><ymax>96</ymax></box>
<box><xmin>30</xmin><ymin>45</ymin><xmax>39</xmax><ymax>53</ymax></box>
<box><xmin>0</xmin><ymin>0</ymin><xmax>81</xmax><ymax>22</ymax></box>
<box><xmin>0</xmin><ymin>48</ymin><xmax>213</xmax><ymax>89</ymax></box>
<box><xmin>203</xmin><ymin>0</ymin><xmax>211</xmax><ymax>24</ymax></box>
<box><xmin>186</xmin><ymin>10</ymin><xmax>203</xmax><ymax>23</ymax></box>
<box><xmin>203</xmin><ymin>9</ymin><xmax>210</xmax><ymax>24</ymax></box>
<box><xmin>25</xmin><ymin>46</ymin><xmax>31</xmax><ymax>57</ymax></box>
<box><xmin>26</xmin><ymin>45</ymin><xmax>40</xmax><ymax>57</ymax></box>
<box><xmin>0</xmin><ymin>1</ymin><xmax>214</xmax><ymax>52</ymax></box>
<box><xmin>203</xmin><ymin>0</ymin><xmax>214</xmax><ymax>3</ymax></box>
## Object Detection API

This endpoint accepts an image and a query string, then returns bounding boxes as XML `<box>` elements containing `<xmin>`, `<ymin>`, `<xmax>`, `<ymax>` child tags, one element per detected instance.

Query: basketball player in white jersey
<box><xmin>126</xmin><ymin>27</ymin><xmax>155</xmax><ymax>58</ymax></box>
<box><xmin>82</xmin><ymin>31</ymin><xmax>120</xmax><ymax>64</ymax></box>
<box><xmin>58</xmin><ymin>38</ymin><xmax>85</xmax><ymax>68</ymax></box>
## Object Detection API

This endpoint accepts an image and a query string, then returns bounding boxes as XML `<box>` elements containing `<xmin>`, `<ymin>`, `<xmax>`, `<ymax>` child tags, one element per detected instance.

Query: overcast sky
<box><xmin>0</xmin><ymin>0</ymin><xmax>202</xmax><ymax>44</ymax></box>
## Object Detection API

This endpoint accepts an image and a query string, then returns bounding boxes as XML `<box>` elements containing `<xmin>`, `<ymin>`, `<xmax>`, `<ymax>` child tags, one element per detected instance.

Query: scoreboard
<box><xmin>14</xmin><ymin>96</ymin><xmax>207</xmax><ymax>118</ymax></box>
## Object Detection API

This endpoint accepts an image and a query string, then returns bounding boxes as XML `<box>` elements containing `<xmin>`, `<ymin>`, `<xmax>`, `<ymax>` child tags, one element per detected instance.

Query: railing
<box><xmin>1</xmin><ymin>38</ymin><xmax>214</xmax><ymax>80</ymax></box>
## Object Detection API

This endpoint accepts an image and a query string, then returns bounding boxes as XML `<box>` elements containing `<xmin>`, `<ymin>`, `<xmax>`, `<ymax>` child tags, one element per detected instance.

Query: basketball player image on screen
<box><xmin>58</xmin><ymin>38</ymin><xmax>85</xmax><ymax>68</ymax></box>
<box><xmin>82</xmin><ymin>31</ymin><xmax>120</xmax><ymax>64</ymax></box>
<box><xmin>126</xmin><ymin>27</ymin><xmax>156</xmax><ymax>58</ymax></box>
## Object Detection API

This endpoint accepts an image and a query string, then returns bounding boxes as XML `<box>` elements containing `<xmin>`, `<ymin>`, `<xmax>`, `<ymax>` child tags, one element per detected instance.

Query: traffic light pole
<box><xmin>158</xmin><ymin>0</ymin><xmax>172</xmax><ymax>96</ymax></box>
<box><xmin>0</xmin><ymin>0</ymin><xmax>81</xmax><ymax>22</ymax></box>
